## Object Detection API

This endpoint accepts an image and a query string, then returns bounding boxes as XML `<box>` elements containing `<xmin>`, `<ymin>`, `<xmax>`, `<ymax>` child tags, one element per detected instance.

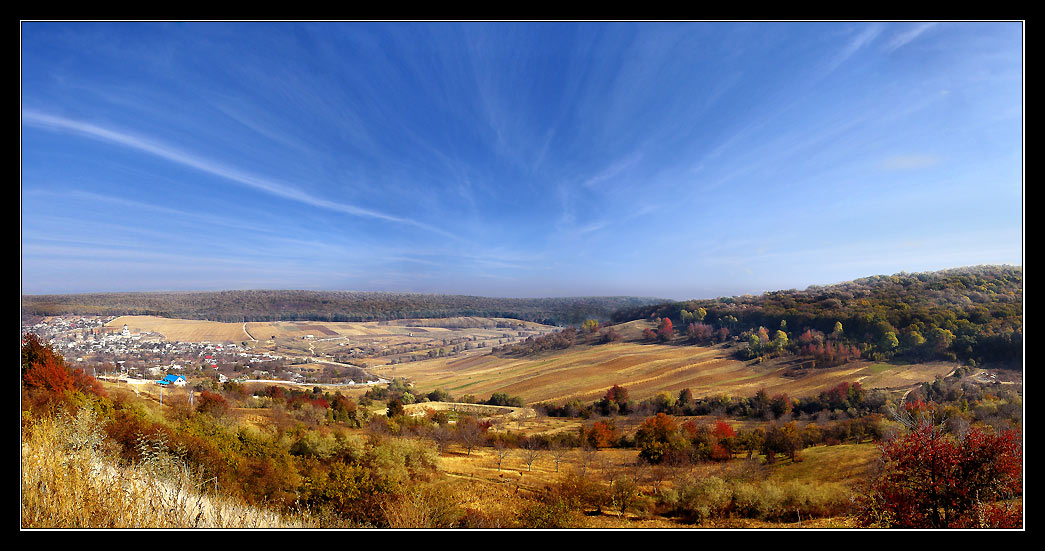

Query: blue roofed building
<box><xmin>157</xmin><ymin>374</ymin><xmax>187</xmax><ymax>387</ymax></box>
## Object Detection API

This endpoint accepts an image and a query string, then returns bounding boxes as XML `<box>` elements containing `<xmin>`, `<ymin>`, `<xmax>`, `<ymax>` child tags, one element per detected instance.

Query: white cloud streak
<box><xmin>21</xmin><ymin>110</ymin><xmax>457</xmax><ymax>239</ymax></box>
<box><xmin>877</xmin><ymin>154</ymin><xmax>943</xmax><ymax>171</ymax></box>
<box><xmin>821</xmin><ymin>24</ymin><xmax>884</xmax><ymax>76</ymax></box>
<box><xmin>883</xmin><ymin>22</ymin><xmax>940</xmax><ymax>53</ymax></box>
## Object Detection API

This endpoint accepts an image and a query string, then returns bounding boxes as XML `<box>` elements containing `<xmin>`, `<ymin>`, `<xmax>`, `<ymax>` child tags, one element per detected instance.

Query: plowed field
<box><xmin>391</xmin><ymin>341</ymin><xmax>956</xmax><ymax>404</ymax></box>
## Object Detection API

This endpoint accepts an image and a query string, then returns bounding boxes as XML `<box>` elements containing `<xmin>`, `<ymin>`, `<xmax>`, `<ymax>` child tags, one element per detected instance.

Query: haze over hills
<box><xmin>22</xmin><ymin>265</ymin><xmax>1022</xmax><ymax>368</ymax></box>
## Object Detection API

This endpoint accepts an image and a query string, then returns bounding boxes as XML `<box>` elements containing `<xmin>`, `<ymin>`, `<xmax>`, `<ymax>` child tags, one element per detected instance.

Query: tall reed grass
<box><xmin>21</xmin><ymin>406</ymin><xmax>313</xmax><ymax>528</ymax></box>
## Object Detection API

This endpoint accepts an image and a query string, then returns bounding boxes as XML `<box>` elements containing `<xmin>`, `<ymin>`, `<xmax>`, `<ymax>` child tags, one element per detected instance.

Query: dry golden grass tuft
<box><xmin>20</xmin><ymin>407</ymin><xmax>313</xmax><ymax>529</ymax></box>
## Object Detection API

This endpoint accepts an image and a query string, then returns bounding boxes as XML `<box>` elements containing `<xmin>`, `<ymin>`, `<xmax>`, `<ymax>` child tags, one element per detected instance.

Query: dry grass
<box><xmin>766</xmin><ymin>443</ymin><xmax>880</xmax><ymax>487</ymax></box>
<box><xmin>20</xmin><ymin>407</ymin><xmax>312</xmax><ymax>529</ymax></box>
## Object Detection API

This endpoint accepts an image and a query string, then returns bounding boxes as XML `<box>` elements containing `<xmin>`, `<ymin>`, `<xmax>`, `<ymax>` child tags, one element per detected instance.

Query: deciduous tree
<box><xmin>859</xmin><ymin>423</ymin><xmax>1022</xmax><ymax>528</ymax></box>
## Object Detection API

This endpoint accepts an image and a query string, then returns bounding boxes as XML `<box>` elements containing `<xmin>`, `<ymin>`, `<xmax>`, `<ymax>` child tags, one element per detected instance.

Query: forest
<box><xmin>611</xmin><ymin>265</ymin><xmax>1022</xmax><ymax>367</ymax></box>
<box><xmin>21</xmin><ymin>290</ymin><xmax>662</xmax><ymax>326</ymax></box>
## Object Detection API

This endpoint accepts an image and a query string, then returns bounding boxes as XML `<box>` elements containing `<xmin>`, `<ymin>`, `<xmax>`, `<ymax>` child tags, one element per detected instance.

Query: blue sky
<box><xmin>21</xmin><ymin>22</ymin><xmax>1023</xmax><ymax>299</ymax></box>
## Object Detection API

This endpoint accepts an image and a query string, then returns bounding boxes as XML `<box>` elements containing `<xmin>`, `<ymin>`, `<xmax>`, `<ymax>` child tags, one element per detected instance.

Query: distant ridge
<box><xmin>20</xmin><ymin>290</ymin><xmax>664</xmax><ymax>326</ymax></box>
<box><xmin>610</xmin><ymin>265</ymin><xmax>1022</xmax><ymax>366</ymax></box>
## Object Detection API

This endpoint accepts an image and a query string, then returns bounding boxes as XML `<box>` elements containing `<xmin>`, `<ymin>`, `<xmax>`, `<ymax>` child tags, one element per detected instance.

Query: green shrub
<box><xmin>731</xmin><ymin>480</ymin><xmax>784</xmax><ymax>520</ymax></box>
<box><xmin>367</xmin><ymin>437</ymin><xmax>439</xmax><ymax>486</ymax></box>
<box><xmin>672</xmin><ymin>475</ymin><xmax>732</xmax><ymax>523</ymax></box>
<box><xmin>518</xmin><ymin>496</ymin><xmax>579</xmax><ymax>528</ymax></box>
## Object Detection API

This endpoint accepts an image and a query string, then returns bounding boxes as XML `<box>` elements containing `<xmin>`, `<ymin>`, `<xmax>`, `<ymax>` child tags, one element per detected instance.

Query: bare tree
<box><xmin>663</xmin><ymin>448</ymin><xmax>691</xmax><ymax>486</ymax></box>
<box><xmin>548</xmin><ymin>439</ymin><xmax>571</xmax><ymax>473</ymax></box>
<box><xmin>519</xmin><ymin>437</ymin><xmax>544</xmax><ymax>472</ymax></box>
<box><xmin>578</xmin><ymin>444</ymin><xmax>599</xmax><ymax>478</ymax></box>
<box><xmin>428</xmin><ymin>424</ymin><xmax>455</xmax><ymax>454</ymax></box>
<box><xmin>492</xmin><ymin>438</ymin><xmax>513</xmax><ymax>471</ymax></box>
<box><xmin>456</xmin><ymin>416</ymin><xmax>487</xmax><ymax>456</ymax></box>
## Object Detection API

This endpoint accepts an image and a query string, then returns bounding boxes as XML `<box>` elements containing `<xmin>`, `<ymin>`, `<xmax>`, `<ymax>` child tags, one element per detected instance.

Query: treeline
<box><xmin>22</xmin><ymin>290</ymin><xmax>661</xmax><ymax>326</ymax></box>
<box><xmin>492</xmin><ymin>320</ymin><xmax>627</xmax><ymax>357</ymax></box>
<box><xmin>493</xmin><ymin>327</ymin><xmax>580</xmax><ymax>357</ymax></box>
<box><xmin>612</xmin><ymin>265</ymin><xmax>1022</xmax><ymax>366</ymax></box>
<box><xmin>536</xmin><ymin>382</ymin><xmax>889</xmax><ymax>422</ymax></box>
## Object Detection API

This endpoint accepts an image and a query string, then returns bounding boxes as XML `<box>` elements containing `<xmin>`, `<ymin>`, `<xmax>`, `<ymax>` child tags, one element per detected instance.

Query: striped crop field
<box><xmin>392</xmin><ymin>341</ymin><xmax>957</xmax><ymax>405</ymax></box>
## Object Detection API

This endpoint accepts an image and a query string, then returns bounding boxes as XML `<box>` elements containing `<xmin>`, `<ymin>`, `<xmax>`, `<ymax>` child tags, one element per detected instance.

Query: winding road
<box><xmin>242</xmin><ymin>323</ymin><xmax>257</xmax><ymax>342</ymax></box>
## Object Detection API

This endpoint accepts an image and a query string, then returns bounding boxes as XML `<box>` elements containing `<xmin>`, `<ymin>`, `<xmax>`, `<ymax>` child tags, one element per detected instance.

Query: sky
<box><xmin>21</xmin><ymin>22</ymin><xmax>1023</xmax><ymax>300</ymax></box>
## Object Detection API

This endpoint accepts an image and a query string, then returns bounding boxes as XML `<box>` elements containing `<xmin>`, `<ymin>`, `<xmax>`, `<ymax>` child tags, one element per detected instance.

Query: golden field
<box><xmin>108</xmin><ymin>315</ymin><xmax>252</xmax><ymax>343</ymax></box>
<box><xmin>106</xmin><ymin>316</ymin><xmax>554</xmax><ymax>362</ymax></box>
<box><xmin>105</xmin><ymin>315</ymin><xmax>955</xmax><ymax>407</ymax></box>
<box><xmin>389</xmin><ymin>339</ymin><xmax>956</xmax><ymax>405</ymax></box>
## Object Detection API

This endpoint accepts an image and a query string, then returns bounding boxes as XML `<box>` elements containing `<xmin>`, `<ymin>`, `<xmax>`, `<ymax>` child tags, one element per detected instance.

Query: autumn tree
<box><xmin>608</xmin><ymin>473</ymin><xmax>640</xmax><ymax>519</ymax></box>
<box><xmin>763</xmin><ymin>421</ymin><xmax>803</xmax><ymax>463</ymax></box>
<box><xmin>677</xmin><ymin>388</ymin><xmax>694</xmax><ymax>410</ymax></box>
<box><xmin>686</xmin><ymin>322</ymin><xmax>714</xmax><ymax>344</ymax></box>
<box><xmin>599</xmin><ymin>327</ymin><xmax>622</xmax><ymax>343</ymax></box>
<box><xmin>386</xmin><ymin>398</ymin><xmax>406</xmax><ymax>419</ymax></box>
<box><xmin>584</xmin><ymin>420</ymin><xmax>620</xmax><ymax>449</ymax></box>
<box><xmin>428</xmin><ymin>424</ymin><xmax>456</xmax><ymax>454</ymax></box>
<box><xmin>635</xmin><ymin>413</ymin><xmax>687</xmax><ymax>464</ymax></box>
<box><xmin>196</xmin><ymin>390</ymin><xmax>230</xmax><ymax>417</ymax></box>
<box><xmin>455</xmin><ymin>416</ymin><xmax>488</xmax><ymax>456</ymax></box>
<box><xmin>711</xmin><ymin>420</ymin><xmax>737</xmax><ymax>458</ymax></box>
<box><xmin>657</xmin><ymin>317</ymin><xmax>674</xmax><ymax>341</ymax></box>
<box><xmin>769</xmin><ymin>392</ymin><xmax>793</xmax><ymax>418</ymax></box>
<box><xmin>859</xmin><ymin>423</ymin><xmax>1022</xmax><ymax>528</ymax></box>
<box><xmin>23</xmin><ymin>352</ymin><xmax>75</xmax><ymax>394</ymax></box>
<box><xmin>548</xmin><ymin>436</ymin><xmax>571</xmax><ymax>472</ymax></box>
<box><xmin>597</xmin><ymin>384</ymin><xmax>630</xmax><ymax>415</ymax></box>
<box><xmin>21</xmin><ymin>334</ymin><xmax>73</xmax><ymax>393</ymax></box>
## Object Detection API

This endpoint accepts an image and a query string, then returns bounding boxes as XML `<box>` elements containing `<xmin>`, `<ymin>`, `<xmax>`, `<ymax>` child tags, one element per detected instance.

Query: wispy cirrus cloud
<box><xmin>580</xmin><ymin>152</ymin><xmax>643</xmax><ymax>190</ymax></box>
<box><xmin>883</xmin><ymin>22</ymin><xmax>940</xmax><ymax>53</ymax></box>
<box><xmin>820</xmin><ymin>24</ymin><xmax>885</xmax><ymax>76</ymax></box>
<box><xmin>21</xmin><ymin>110</ymin><xmax>457</xmax><ymax>239</ymax></box>
<box><xmin>877</xmin><ymin>154</ymin><xmax>943</xmax><ymax>171</ymax></box>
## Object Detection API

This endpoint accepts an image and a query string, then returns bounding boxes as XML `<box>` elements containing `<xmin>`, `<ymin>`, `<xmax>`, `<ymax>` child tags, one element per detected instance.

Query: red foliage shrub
<box><xmin>71</xmin><ymin>368</ymin><xmax>107</xmax><ymax>397</ymax></box>
<box><xmin>903</xmin><ymin>398</ymin><xmax>936</xmax><ymax>415</ymax></box>
<box><xmin>709</xmin><ymin>443</ymin><xmax>731</xmax><ymax>462</ymax></box>
<box><xmin>657</xmin><ymin>318</ymin><xmax>674</xmax><ymax>341</ymax></box>
<box><xmin>859</xmin><ymin>423</ymin><xmax>1022</xmax><ymax>528</ymax></box>
<box><xmin>196</xmin><ymin>390</ymin><xmax>230</xmax><ymax>417</ymax></box>
<box><xmin>712</xmin><ymin>420</ymin><xmax>736</xmax><ymax>440</ymax></box>
<box><xmin>585</xmin><ymin>420</ymin><xmax>620</xmax><ymax>449</ymax></box>
<box><xmin>23</xmin><ymin>354</ymin><xmax>74</xmax><ymax>393</ymax></box>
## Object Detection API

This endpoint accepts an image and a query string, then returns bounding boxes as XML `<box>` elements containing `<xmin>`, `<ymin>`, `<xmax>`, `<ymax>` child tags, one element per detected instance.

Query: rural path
<box><xmin>897</xmin><ymin>364</ymin><xmax>961</xmax><ymax>405</ymax></box>
<box><xmin>242</xmin><ymin>323</ymin><xmax>257</xmax><ymax>342</ymax></box>
<box><xmin>308</xmin><ymin>358</ymin><xmax>366</xmax><ymax>369</ymax></box>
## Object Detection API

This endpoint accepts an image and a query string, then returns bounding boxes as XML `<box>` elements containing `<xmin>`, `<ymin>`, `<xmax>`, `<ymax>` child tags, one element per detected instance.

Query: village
<box><xmin>20</xmin><ymin>315</ymin><xmax>391</xmax><ymax>391</ymax></box>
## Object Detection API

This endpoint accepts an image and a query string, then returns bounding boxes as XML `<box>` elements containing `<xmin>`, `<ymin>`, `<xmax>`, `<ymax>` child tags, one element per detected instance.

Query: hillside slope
<box><xmin>612</xmin><ymin>265</ymin><xmax>1022</xmax><ymax>366</ymax></box>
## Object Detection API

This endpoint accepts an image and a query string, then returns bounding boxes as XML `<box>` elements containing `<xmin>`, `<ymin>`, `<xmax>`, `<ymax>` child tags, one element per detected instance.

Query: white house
<box><xmin>158</xmin><ymin>374</ymin><xmax>187</xmax><ymax>387</ymax></box>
